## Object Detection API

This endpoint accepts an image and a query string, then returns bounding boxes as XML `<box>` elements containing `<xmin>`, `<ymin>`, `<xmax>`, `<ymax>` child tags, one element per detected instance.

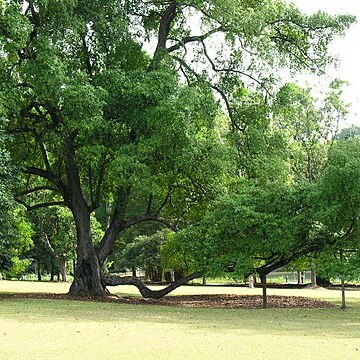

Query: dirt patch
<box><xmin>0</xmin><ymin>293</ymin><xmax>333</xmax><ymax>309</ymax></box>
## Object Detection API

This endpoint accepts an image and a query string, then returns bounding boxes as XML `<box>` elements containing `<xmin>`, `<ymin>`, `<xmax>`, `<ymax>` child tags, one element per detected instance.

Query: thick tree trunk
<box><xmin>68</xmin><ymin>226</ymin><xmax>105</xmax><ymax>296</ymax></box>
<box><xmin>67</xmin><ymin>202</ymin><xmax>105</xmax><ymax>296</ymax></box>
<box><xmin>69</xmin><ymin>248</ymin><xmax>105</xmax><ymax>296</ymax></box>
<box><xmin>65</xmin><ymin>135</ymin><xmax>107</xmax><ymax>297</ymax></box>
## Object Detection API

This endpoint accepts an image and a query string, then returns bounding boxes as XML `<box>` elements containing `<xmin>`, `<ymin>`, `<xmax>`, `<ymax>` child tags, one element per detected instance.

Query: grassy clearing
<box><xmin>1</xmin><ymin>281</ymin><xmax>360</xmax><ymax>359</ymax></box>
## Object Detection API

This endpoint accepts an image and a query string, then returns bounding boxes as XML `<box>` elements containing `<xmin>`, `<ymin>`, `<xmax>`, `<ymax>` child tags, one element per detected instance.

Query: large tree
<box><xmin>302</xmin><ymin>137</ymin><xmax>360</xmax><ymax>306</ymax></box>
<box><xmin>0</xmin><ymin>0</ymin><xmax>354</xmax><ymax>296</ymax></box>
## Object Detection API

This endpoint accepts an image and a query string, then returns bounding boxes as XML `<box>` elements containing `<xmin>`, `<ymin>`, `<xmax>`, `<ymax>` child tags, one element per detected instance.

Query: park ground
<box><xmin>1</xmin><ymin>281</ymin><xmax>360</xmax><ymax>360</ymax></box>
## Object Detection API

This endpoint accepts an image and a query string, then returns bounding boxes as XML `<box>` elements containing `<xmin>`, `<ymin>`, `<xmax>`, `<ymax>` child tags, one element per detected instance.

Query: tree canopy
<box><xmin>0</xmin><ymin>0</ymin><xmax>355</xmax><ymax>296</ymax></box>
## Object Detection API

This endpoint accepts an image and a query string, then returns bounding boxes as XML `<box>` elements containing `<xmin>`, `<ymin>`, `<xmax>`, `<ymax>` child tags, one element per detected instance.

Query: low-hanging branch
<box><xmin>15</xmin><ymin>199</ymin><xmax>66</xmax><ymax>211</ymax></box>
<box><xmin>102</xmin><ymin>271</ymin><xmax>203</xmax><ymax>299</ymax></box>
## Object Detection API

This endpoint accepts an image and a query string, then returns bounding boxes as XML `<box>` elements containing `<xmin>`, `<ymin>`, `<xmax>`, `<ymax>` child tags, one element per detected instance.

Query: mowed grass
<box><xmin>1</xmin><ymin>281</ymin><xmax>360</xmax><ymax>360</ymax></box>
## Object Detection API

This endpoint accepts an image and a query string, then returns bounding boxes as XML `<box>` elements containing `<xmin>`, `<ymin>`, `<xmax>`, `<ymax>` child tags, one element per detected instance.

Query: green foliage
<box><xmin>173</xmin><ymin>180</ymin><xmax>316</xmax><ymax>277</ymax></box>
<box><xmin>336</xmin><ymin>125</ymin><xmax>360</xmax><ymax>140</ymax></box>
<box><xmin>28</xmin><ymin>207</ymin><xmax>76</xmax><ymax>259</ymax></box>
<box><xmin>160</xmin><ymin>232</ymin><xmax>191</xmax><ymax>273</ymax></box>
<box><xmin>0</xmin><ymin>0</ymin><xmax>355</xmax><ymax>294</ymax></box>
<box><xmin>2</xmin><ymin>257</ymin><xmax>31</xmax><ymax>279</ymax></box>
<box><xmin>318</xmin><ymin>137</ymin><xmax>360</xmax><ymax>233</ymax></box>
<box><xmin>0</xmin><ymin>209</ymin><xmax>33</xmax><ymax>277</ymax></box>
<box><xmin>273</xmin><ymin>82</ymin><xmax>348</xmax><ymax>184</ymax></box>
<box><xmin>115</xmin><ymin>231</ymin><xmax>166</xmax><ymax>275</ymax></box>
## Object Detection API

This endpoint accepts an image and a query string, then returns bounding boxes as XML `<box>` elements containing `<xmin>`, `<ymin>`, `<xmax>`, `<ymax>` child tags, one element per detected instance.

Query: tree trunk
<box><xmin>248</xmin><ymin>275</ymin><xmax>254</xmax><ymax>288</ymax></box>
<box><xmin>311</xmin><ymin>262</ymin><xmax>317</xmax><ymax>287</ymax></box>
<box><xmin>260</xmin><ymin>274</ymin><xmax>267</xmax><ymax>308</ymax></box>
<box><xmin>50</xmin><ymin>264</ymin><xmax>55</xmax><ymax>282</ymax></box>
<box><xmin>65</xmin><ymin>134</ymin><xmax>107</xmax><ymax>297</ymax></box>
<box><xmin>37</xmin><ymin>258</ymin><xmax>42</xmax><ymax>281</ymax></box>
<box><xmin>68</xmin><ymin>209</ymin><xmax>106</xmax><ymax>296</ymax></box>
<box><xmin>59</xmin><ymin>255</ymin><xmax>67</xmax><ymax>282</ymax></box>
<box><xmin>316</xmin><ymin>275</ymin><xmax>331</xmax><ymax>287</ymax></box>
<box><xmin>340</xmin><ymin>250</ymin><xmax>346</xmax><ymax>309</ymax></box>
<box><xmin>341</xmin><ymin>276</ymin><xmax>346</xmax><ymax>309</ymax></box>
<box><xmin>69</xmin><ymin>248</ymin><xmax>105</xmax><ymax>296</ymax></box>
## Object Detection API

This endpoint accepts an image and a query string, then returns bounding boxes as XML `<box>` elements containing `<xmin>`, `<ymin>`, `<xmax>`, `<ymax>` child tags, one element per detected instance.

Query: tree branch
<box><xmin>167</xmin><ymin>26</ymin><xmax>224</xmax><ymax>53</ymax></box>
<box><xmin>102</xmin><ymin>271</ymin><xmax>203</xmax><ymax>299</ymax></box>
<box><xmin>149</xmin><ymin>0</ymin><xmax>178</xmax><ymax>68</ymax></box>
<box><xmin>155</xmin><ymin>186</ymin><xmax>175</xmax><ymax>216</ymax></box>
<box><xmin>200</xmin><ymin>40</ymin><xmax>269</xmax><ymax>93</ymax></box>
<box><xmin>15</xmin><ymin>199</ymin><xmax>65</xmax><ymax>212</ymax></box>
<box><xmin>15</xmin><ymin>185</ymin><xmax>59</xmax><ymax>197</ymax></box>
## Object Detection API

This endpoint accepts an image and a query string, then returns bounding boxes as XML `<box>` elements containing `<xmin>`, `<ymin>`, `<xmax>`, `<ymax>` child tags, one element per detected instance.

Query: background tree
<box><xmin>0</xmin><ymin>87</ymin><xmax>33</xmax><ymax>278</ymax></box>
<box><xmin>314</xmin><ymin>137</ymin><xmax>360</xmax><ymax>306</ymax></box>
<box><xmin>171</xmin><ymin>179</ymin><xmax>322</xmax><ymax>307</ymax></box>
<box><xmin>28</xmin><ymin>207</ymin><xmax>77</xmax><ymax>282</ymax></box>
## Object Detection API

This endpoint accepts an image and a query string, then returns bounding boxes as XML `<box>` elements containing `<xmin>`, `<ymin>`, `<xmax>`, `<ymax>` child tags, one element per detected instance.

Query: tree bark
<box><xmin>65</xmin><ymin>135</ymin><xmax>107</xmax><ymax>297</ymax></box>
<box><xmin>59</xmin><ymin>255</ymin><xmax>67</xmax><ymax>282</ymax></box>
<box><xmin>202</xmin><ymin>275</ymin><xmax>206</xmax><ymax>285</ymax></box>
<box><xmin>68</xmin><ymin>220</ymin><xmax>105</xmax><ymax>296</ymax></box>
<box><xmin>248</xmin><ymin>275</ymin><xmax>254</xmax><ymax>288</ymax></box>
<box><xmin>260</xmin><ymin>274</ymin><xmax>267</xmax><ymax>308</ymax></box>
<box><xmin>37</xmin><ymin>258</ymin><xmax>42</xmax><ymax>281</ymax></box>
<box><xmin>311</xmin><ymin>262</ymin><xmax>317</xmax><ymax>287</ymax></box>
<box><xmin>103</xmin><ymin>271</ymin><xmax>202</xmax><ymax>299</ymax></box>
<box><xmin>340</xmin><ymin>250</ymin><xmax>346</xmax><ymax>309</ymax></box>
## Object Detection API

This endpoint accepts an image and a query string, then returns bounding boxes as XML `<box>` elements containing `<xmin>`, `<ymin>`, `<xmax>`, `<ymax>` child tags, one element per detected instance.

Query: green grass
<box><xmin>1</xmin><ymin>280</ymin><xmax>360</xmax><ymax>359</ymax></box>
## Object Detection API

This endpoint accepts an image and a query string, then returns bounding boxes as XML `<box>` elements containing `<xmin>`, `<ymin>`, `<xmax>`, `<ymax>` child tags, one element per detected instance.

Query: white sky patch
<box><xmin>289</xmin><ymin>0</ymin><xmax>360</xmax><ymax>128</ymax></box>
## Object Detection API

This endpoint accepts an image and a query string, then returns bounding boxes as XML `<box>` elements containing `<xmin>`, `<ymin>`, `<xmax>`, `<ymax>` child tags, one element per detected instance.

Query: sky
<box><xmin>290</xmin><ymin>0</ymin><xmax>360</xmax><ymax>128</ymax></box>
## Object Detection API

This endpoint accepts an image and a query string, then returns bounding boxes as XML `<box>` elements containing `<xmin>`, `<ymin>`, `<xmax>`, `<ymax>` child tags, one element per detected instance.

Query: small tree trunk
<box><xmin>311</xmin><ymin>262</ymin><xmax>317</xmax><ymax>287</ymax></box>
<box><xmin>50</xmin><ymin>265</ymin><xmax>55</xmax><ymax>282</ymax></box>
<box><xmin>260</xmin><ymin>274</ymin><xmax>267</xmax><ymax>308</ymax></box>
<box><xmin>340</xmin><ymin>250</ymin><xmax>346</xmax><ymax>309</ymax></box>
<box><xmin>340</xmin><ymin>276</ymin><xmax>346</xmax><ymax>309</ymax></box>
<box><xmin>202</xmin><ymin>275</ymin><xmax>206</xmax><ymax>285</ymax></box>
<box><xmin>37</xmin><ymin>259</ymin><xmax>42</xmax><ymax>282</ymax></box>
<box><xmin>132</xmin><ymin>266</ymin><xmax>137</xmax><ymax>278</ymax></box>
<box><xmin>59</xmin><ymin>256</ymin><xmax>67</xmax><ymax>282</ymax></box>
<box><xmin>248</xmin><ymin>275</ymin><xmax>254</xmax><ymax>288</ymax></box>
<box><xmin>297</xmin><ymin>271</ymin><xmax>301</xmax><ymax>284</ymax></box>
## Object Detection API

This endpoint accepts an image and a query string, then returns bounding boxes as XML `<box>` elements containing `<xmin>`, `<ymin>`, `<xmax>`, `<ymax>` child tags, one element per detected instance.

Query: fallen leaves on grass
<box><xmin>0</xmin><ymin>293</ymin><xmax>333</xmax><ymax>309</ymax></box>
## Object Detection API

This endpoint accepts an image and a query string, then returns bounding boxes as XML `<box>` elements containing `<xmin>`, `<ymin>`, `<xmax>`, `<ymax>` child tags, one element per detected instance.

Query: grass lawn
<box><xmin>1</xmin><ymin>281</ymin><xmax>360</xmax><ymax>359</ymax></box>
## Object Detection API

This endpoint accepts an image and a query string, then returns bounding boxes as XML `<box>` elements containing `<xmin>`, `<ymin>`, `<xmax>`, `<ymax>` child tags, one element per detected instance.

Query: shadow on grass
<box><xmin>1</xmin><ymin>293</ymin><xmax>360</xmax><ymax>339</ymax></box>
